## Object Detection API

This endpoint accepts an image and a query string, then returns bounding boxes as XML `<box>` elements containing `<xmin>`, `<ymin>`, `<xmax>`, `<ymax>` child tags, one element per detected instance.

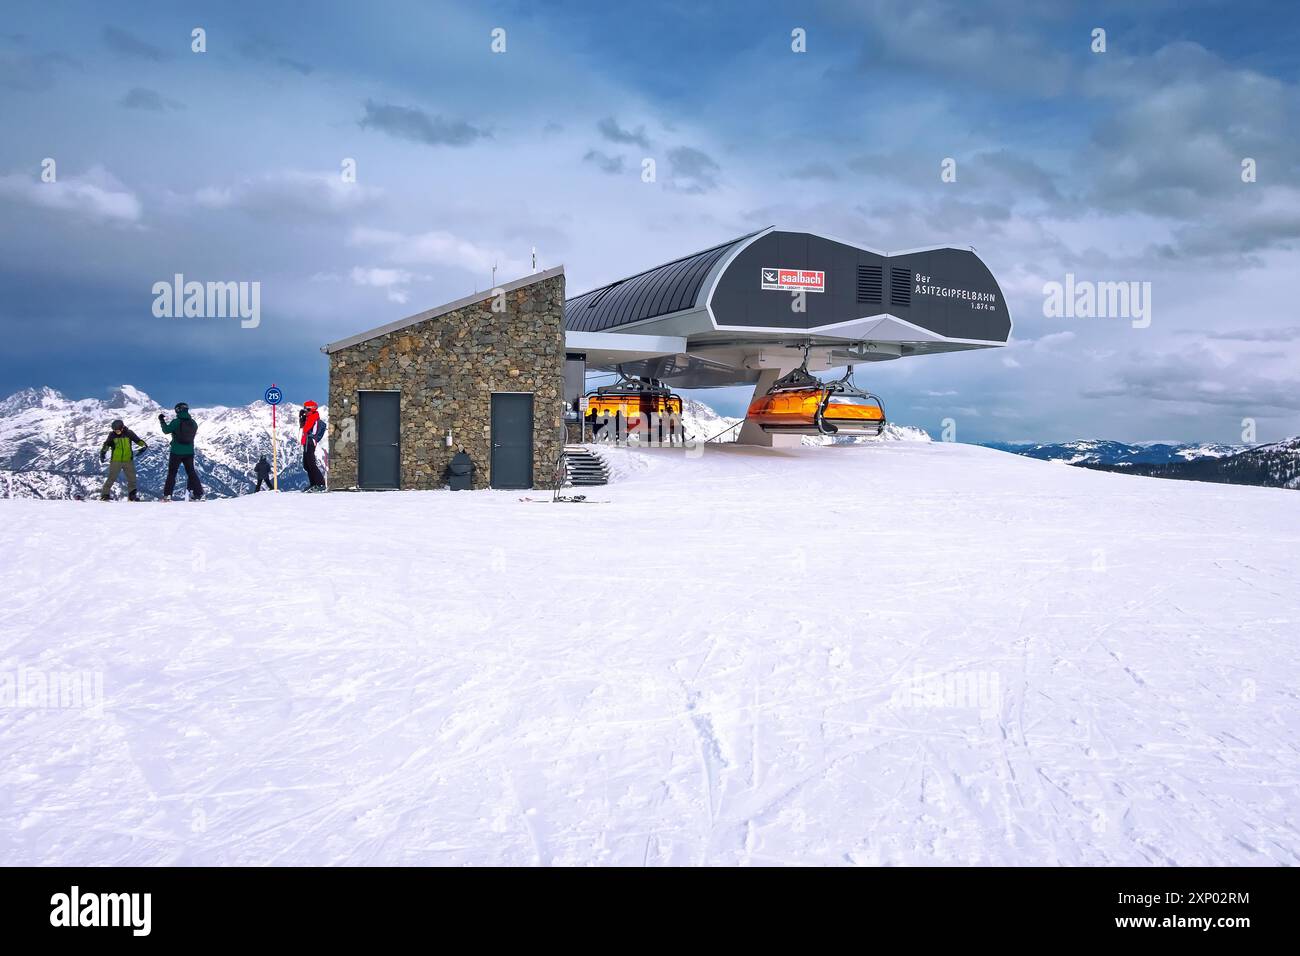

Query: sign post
<box><xmin>264</xmin><ymin>385</ymin><xmax>283</xmax><ymax>492</ymax></box>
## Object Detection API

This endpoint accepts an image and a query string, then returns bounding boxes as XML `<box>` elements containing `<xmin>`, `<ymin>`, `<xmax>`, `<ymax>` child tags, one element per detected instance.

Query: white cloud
<box><xmin>195</xmin><ymin>170</ymin><xmax>382</xmax><ymax>218</ymax></box>
<box><xmin>350</xmin><ymin>266</ymin><xmax>413</xmax><ymax>287</ymax></box>
<box><xmin>1082</xmin><ymin>341</ymin><xmax>1300</xmax><ymax>413</ymax></box>
<box><xmin>349</xmin><ymin>266</ymin><xmax>428</xmax><ymax>304</ymax></box>
<box><xmin>0</xmin><ymin>165</ymin><xmax>141</xmax><ymax>223</ymax></box>
<box><xmin>349</xmin><ymin>227</ymin><xmax>530</xmax><ymax>279</ymax></box>
<box><xmin>847</xmin><ymin>1</ymin><xmax>1071</xmax><ymax>97</ymax></box>
<box><xmin>994</xmin><ymin>330</ymin><xmax>1075</xmax><ymax>367</ymax></box>
<box><xmin>1031</xmin><ymin>330</ymin><xmax>1077</xmax><ymax>352</ymax></box>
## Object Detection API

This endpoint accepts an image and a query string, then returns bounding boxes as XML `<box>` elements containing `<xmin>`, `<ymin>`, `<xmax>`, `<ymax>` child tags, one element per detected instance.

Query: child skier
<box><xmin>299</xmin><ymin>400</ymin><xmax>326</xmax><ymax>491</ymax></box>
<box><xmin>99</xmin><ymin>419</ymin><xmax>148</xmax><ymax>500</ymax></box>
<box><xmin>159</xmin><ymin>402</ymin><xmax>204</xmax><ymax>501</ymax></box>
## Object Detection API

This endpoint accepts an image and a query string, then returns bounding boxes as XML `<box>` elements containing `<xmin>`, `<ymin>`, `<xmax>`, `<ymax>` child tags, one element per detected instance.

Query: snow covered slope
<box><xmin>0</xmin><ymin>386</ymin><xmax>326</xmax><ymax>499</ymax></box>
<box><xmin>2</xmin><ymin>441</ymin><xmax>1297</xmax><ymax>865</ymax></box>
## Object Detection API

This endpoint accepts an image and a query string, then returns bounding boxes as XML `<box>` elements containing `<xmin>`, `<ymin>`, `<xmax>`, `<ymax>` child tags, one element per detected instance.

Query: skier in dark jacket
<box><xmin>253</xmin><ymin>455</ymin><xmax>272</xmax><ymax>492</ymax></box>
<box><xmin>159</xmin><ymin>402</ymin><xmax>204</xmax><ymax>501</ymax></box>
<box><xmin>99</xmin><ymin>419</ymin><xmax>147</xmax><ymax>500</ymax></box>
<box><xmin>299</xmin><ymin>400</ymin><xmax>326</xmax><ymax>491</ymax></box>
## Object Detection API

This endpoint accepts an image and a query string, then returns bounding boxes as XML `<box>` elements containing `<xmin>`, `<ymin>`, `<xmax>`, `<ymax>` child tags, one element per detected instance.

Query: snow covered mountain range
<box><xmin>983</xmin><ymin>437</ymin><xmax>1300</xmax><ymax>490</ymax></box>
<box><xmin>981</xmin><ymin>439</ymin><xmax>1245</xmax><ymax>466</ymax></box>
<box><xmin>1073</xmin><ymin>437</ymin><xmax>1300</xmax><ymax>490</ymax></box>
<box><xmin>0</xmin><ymin>385</ymin><xmax>326</xmax><ymax>499</ymax></box>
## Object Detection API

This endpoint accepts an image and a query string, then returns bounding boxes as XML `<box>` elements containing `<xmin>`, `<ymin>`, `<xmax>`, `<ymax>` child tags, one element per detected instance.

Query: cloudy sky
<box><xmin>1</xmin><ymin>0</ymin><xmax>1297</xmax><ymax>442</ymax></box>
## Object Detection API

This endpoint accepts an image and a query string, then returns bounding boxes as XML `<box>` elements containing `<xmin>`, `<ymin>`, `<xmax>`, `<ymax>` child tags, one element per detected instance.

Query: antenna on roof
<box><xmin>531</xmin><ymin>247</ymin><xmax>537</xmax><ymax>272</ymax></box>
<box><xmin>492</xmin><ymin>262</ymin><xmax>498</xmax><ymax>288</ymax></box>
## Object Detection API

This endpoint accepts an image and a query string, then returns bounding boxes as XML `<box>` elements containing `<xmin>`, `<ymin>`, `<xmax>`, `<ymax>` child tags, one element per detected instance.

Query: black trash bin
<box><xmin>446</xmin><ymin>450</ymin><xmax>474</xmax><ymax>491</ymax></box>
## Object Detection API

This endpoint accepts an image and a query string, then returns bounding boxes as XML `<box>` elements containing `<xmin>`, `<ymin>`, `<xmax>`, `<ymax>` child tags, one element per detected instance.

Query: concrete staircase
<box><xmin>562</xmin><ymin>445</ymin><xmax>610</xmax><ymax>486</ymax></box>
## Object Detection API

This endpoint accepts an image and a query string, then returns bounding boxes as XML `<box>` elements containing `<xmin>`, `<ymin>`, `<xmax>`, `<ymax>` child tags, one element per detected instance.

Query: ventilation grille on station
<box><xmin>856</xmin><ymin>265</ymin><xmax>883</xmax><ymax>304</ymax></box>
<box><xmin>890</xmin><ymin>267</ymin><xmax>912</xmax><ymax>308</ymax></box>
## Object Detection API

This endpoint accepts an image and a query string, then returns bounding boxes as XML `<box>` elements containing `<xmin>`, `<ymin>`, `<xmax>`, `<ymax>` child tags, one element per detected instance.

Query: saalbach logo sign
<box><xmin>761</xmin><ymin>267</ymin><xmax>825</xmax><ymax>293</ymax></box>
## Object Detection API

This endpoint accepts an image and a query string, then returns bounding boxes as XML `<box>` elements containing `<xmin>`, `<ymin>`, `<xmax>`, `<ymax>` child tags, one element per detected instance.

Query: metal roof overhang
<box><xmin>564</xmin><ymin>330</ymin><xmax>687</xmax><ymax>366</ymax></box>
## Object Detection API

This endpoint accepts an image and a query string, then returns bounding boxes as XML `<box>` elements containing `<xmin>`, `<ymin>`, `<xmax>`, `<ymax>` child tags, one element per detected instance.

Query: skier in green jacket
<box><xmin>99</xmin><ymin>419</ymin><xmax>148</xmax><ymax>500</ymax></box>
<box><xmin>159</xmin><ymin>402</ymin><xmax>204</xmax><ymax>501</ymax></box>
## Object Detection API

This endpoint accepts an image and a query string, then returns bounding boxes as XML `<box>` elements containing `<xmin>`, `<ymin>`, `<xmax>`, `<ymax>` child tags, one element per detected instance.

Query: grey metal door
<box><xmin>490</xmin><ymin>393</ymin><xmax>533</xmax><ymax>489</ymax></box>
<box><xmin>358</xmin><ymin>391</ymin><xmax>400</xmax><ymax>488</ymax></box>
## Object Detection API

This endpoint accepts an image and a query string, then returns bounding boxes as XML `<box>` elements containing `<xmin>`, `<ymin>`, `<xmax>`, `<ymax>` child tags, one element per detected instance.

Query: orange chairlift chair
<box><xmin>585</xmin><ymin>368</ymin><xmax>685</xmax><ymax>442</ymax></box>
<box><xmin>746</xmin><ymin>352</ymin><xmax>887</xmax><ymax>437</ymax></box>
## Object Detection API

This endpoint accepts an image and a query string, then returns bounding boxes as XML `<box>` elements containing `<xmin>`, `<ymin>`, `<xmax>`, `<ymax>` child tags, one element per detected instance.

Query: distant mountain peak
<box><xmin>106</xmin><ymin>384</ymin><xmax>159</xmax><ymax>409</ymax></box>
<box><xmin>0</xmin><ymin>386</ymin><xmax>67</xmax><ymax>415</ymax></box>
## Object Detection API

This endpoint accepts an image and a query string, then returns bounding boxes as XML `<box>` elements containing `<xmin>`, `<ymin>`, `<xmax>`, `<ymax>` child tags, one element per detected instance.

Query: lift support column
<box><xmin>736</xmin><ymin>368</ymin><xmax>802</xmax><ymax>448</ymax></box>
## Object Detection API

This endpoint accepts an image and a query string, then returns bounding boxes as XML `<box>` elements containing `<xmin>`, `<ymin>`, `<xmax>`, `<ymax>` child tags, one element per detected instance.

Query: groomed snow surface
<box><xmin>2</xmin><ymin>441</ymin><xmax>1297</xmax><ymax>866</ymax></box>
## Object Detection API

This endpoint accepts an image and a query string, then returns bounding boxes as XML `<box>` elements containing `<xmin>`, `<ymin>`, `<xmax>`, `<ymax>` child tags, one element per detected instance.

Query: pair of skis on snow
<box><xmin>517</xmin><ymin>494</ymin><xmax>607</xmax><ymax>504</ymax></box>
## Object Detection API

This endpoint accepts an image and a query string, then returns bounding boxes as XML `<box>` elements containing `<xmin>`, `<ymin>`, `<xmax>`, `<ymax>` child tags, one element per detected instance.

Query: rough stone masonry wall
<box><xmin>326</xmin><ymin>272</ymin><xmax>565</xmax><ymax>490</ymax></box>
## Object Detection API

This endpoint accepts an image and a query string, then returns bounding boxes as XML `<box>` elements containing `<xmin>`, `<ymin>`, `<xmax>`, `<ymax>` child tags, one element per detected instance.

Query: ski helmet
<box><xmin>174</xmin><ymin>402</ymin><xmax>189</xmax><ymax>413</ymax></box>
<box><xmin>303</xmin><ymin>400</ymin><xmax>318</xmax><ymax>410</ymax></box>
<box><xmin>111</xmin><ymin>419</ymin><xmax>125</xmax><ymax>430</ymax></box>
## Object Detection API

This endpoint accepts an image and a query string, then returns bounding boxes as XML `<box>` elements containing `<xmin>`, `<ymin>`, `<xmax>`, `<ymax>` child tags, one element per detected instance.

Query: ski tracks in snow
<box><xmin>2</xmin><ymin>443</ymin><xmax>1299</xmax><ymax>865</ymax></box>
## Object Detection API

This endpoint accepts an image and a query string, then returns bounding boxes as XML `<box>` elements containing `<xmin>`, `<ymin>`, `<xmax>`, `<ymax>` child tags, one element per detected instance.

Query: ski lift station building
<box><xmin>321</xmin><ymin>227</ymin><xmax>1012</xmax><ymax>491</ymax></box>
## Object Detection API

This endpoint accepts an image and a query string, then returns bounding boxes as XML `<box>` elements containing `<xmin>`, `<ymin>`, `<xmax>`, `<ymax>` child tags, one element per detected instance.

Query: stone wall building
<box><xmin>322</xmin><ymin>267</ymin><xmax>566</xmax><ymax>491</ymax></box>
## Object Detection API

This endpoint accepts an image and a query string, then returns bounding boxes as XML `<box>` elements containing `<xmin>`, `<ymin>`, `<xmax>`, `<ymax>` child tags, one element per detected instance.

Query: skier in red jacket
<box><xmin>299</xmin><ymin>400</ymin><xmax>326</xmax><ymax>491</ymax></box>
